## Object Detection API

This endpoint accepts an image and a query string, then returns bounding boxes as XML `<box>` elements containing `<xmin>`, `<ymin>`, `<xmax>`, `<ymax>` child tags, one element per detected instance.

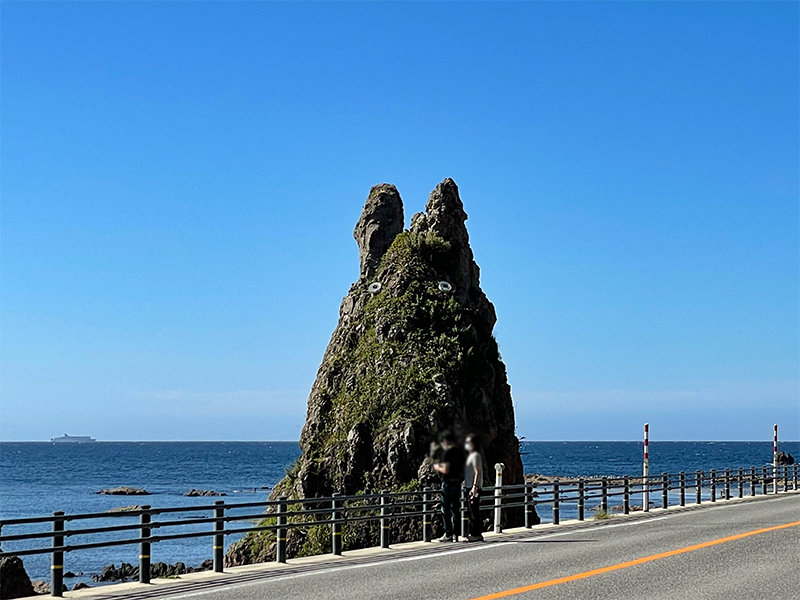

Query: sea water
<box><xmin>1</xmin><ymin>441</ymin><xmax>796</xmax><ymax>585</ymax></box>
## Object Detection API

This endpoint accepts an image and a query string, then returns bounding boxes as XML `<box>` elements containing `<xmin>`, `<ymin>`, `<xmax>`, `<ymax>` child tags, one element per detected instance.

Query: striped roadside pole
<box><xmin>773</xmin><ymin>424</ymin><xmax>779</xmax><ymax>494</ymax></box>
<box><xmin>643</xmin><ymin>423</ymin><xmax>650</xmax><ymax>512</ymax></box>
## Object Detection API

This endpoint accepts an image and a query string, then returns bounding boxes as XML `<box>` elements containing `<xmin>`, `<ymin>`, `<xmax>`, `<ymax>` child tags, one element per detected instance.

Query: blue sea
<box><xmin>1</xmin><ymin>441</ymin><xmax>796</xmax><ymax>586</ymax></box>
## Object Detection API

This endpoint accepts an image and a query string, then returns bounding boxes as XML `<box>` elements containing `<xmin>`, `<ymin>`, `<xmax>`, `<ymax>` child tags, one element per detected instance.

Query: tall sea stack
<box><xmin>226</xmin><ymin>178</ymin><xmax>523</xmax><ymax>564</ymax></box>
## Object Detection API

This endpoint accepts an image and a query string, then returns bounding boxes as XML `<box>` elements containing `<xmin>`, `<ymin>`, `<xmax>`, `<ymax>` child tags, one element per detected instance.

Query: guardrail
<box><xmin>1</xmin><ymin>464</ymin><xmax>797</xmax><ymax>597</ymax></box>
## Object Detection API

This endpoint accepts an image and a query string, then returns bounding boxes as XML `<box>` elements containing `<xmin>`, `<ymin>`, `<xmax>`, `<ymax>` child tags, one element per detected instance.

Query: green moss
<box><xmin>296</xmin><ymin>523</ymin><xmax>332</xmax><ymax>557</ymax></box>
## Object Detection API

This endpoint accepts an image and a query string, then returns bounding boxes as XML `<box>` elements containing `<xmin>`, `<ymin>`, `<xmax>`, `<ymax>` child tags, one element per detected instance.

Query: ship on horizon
<box><xmin>50</xmin><ymin>434</ymin><xmax>96</xmax><ymax>443</ymax></box>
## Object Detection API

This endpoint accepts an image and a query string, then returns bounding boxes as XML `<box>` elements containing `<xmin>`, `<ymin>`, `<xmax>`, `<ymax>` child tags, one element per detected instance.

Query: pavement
<box><xmin>38</xmin><ymin>491</ymin><xmax>800</xmax><ymax>600</ymax></box>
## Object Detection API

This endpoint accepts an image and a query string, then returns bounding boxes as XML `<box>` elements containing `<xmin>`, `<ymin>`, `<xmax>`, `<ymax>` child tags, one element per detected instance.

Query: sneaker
<box><xmin>467</xmin><ymin>534</ymin><xmax>484</xmax><ymax>542</ymax></box>
<box><xmin>435</xmin><ymin>534</ymin><xmax>454</xmax><ymax>542</ymax></box>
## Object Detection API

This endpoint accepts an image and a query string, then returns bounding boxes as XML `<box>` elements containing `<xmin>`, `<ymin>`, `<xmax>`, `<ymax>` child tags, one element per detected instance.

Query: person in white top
<box><xmin>463</xmin><ymin>433</ymin><xmax>484</xmax><ymax>542</ymax></box>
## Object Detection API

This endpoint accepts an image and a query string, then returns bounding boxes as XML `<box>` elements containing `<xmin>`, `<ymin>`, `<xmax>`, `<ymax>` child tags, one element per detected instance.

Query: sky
<box><xmin>1</xmin><ymin>2</ymin><xmax>798</xmax><ymax>442</ymax></box>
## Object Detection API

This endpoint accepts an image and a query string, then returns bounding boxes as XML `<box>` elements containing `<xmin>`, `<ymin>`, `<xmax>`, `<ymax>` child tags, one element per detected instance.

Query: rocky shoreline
<box><xmin>92</xmin><ymin>560</ymin><xmax>213</xmax><ymax>583</ymax></box>
<box><xmin>0</xmin><ymin>555</ymin><xmax>213</xmax><ymax>599</ymax></box>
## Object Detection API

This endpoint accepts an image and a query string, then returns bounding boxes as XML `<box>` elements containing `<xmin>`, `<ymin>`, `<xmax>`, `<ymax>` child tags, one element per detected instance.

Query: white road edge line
<box><xmin>522</xmin><ymin>516</ymin><xmax>670</xmax><ymax>540</ymax></box>
<box><xmin>397</xmin><ymin>542</ymin><xmax>515</xmax><ymax>562</ymax></box>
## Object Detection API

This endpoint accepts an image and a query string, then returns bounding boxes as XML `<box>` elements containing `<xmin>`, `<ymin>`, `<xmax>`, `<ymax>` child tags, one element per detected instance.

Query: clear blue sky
<box><xmin>1</xmin><ymin>2</ymin><xmax>797</xmax><ymax>442</ymax></box>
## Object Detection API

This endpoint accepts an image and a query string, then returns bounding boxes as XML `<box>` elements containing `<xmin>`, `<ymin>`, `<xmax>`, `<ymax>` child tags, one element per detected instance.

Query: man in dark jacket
<box><xmin>433</xmin><ymin>431</ymin><xmax>465</xmax><ymax>542</ymax></box>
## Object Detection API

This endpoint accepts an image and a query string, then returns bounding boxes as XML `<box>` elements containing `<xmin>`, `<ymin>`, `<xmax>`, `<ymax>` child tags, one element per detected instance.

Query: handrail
<box><xmin>0</xmin><ymin>463</ymin><xmax>796</xmax><ymax>598</ymax></box>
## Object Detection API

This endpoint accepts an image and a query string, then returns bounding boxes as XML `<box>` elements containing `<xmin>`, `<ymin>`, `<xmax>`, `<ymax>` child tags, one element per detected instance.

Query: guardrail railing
<box><xmin>1</xmin><ymin>464</ymin><xmax>796</xmax><ymax>597</ymax></box>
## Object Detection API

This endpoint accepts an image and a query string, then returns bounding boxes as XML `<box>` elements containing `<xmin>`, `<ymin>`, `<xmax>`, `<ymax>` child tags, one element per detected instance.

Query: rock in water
<box><xmin>184</xmin><ymin>489</ymin><xmax>226</xmax><ymax>497</ymax></box>
<box><xmin>0</xmin><ymin>556</ymin><xmax>35</xmax><ymax>599</ymax></box>
<box><xmin>226</xmin><ymin>179</ymin><xmax>523</xmax><ymax>565</ymax></box>
<box><xmin>95</xmin><ymin>486</ymin><xmax>150</xmax><ymax>495</ymax></box>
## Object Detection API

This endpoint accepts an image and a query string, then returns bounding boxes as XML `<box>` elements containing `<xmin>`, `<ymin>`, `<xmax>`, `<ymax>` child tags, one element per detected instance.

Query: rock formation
<box><xmin>226</xmin><ymin>178</ymin><xmax>523</xmax><ymax>565</ymax></box>
<box><xmin>95</xmin><ymin>486</ymin><xmax>150</xmax><ymax>495</ymax></box>
<box><xmin>0</xmin><ymin>556</ymin><xmax>35</xmax><ymax>600</ymax></box>
<box><xmin>92</xmin><ymin>560</ymin><xmax>212</xmax><ymax>583</ymax></box>
<box><xmin>184</xmin><ymin>489</ymin><xmax>226</xmax><ymax>497</ymax></box>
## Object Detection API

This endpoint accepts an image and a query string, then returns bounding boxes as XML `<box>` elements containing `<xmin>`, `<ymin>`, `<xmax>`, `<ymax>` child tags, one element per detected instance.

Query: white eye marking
<box><xmin>368</xmin><ymin>282</ymin><xmax>382</xmax><ymax>293</ymax></box>
<box><xmin>438</xmin><ymin>281</ymin><xmax>453</xmax><ymax>292</ymax></box>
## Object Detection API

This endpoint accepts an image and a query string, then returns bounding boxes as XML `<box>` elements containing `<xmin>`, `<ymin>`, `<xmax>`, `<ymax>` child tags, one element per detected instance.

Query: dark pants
<box><xmin>441</xmin><ymin>481</ymin><xmax>461</xmax><ymax>537</ymax></box>
<box><xmin>468</xmin><ymin>488</ymin><xmax>482</xmax><ymax>537</ymax></box>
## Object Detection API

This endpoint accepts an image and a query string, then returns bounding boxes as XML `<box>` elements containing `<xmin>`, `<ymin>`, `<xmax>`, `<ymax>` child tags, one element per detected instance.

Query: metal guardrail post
<box><xmin>276</xmin><ymin>497</ymin><xmax>287</xmax><ymax>563</ymax></box>
<box><xmin>524</xmin><ymin>482</ymin><xmax>533</xmax><ymax>528</ymax></box>
<box><xmin>331</xmin><ymin>493</ymin><xmax>342</xmax><ymax>556</ymax></box>
<box><xmin>724</xmin><ymin>469</ymin><xmax>730</xmax><ymax>500</ymax></box>
<box><xmin>577</xmin><ymin>479</ymin><xmax>584</xmax><ymax>521</ymax></box>
<box><xmin>601</xmin><ymin>478</ymin><xmax>608</xmax><ymax>513</ymax></box>
<box><xmin>783</xmin><ymin>466</ymin><xmax>789</xmax><ymax>492</ymax></box>
<box><xmin>51</xmin><ymin>511</ymin><xmax>64</xmax><ymax>598</ymax></box>
<box><xmin>695</xmin><ymin>471</ymin><xmax>702</xmax><ymax>504</ymax></box>
<box><xmin>762</xmin><ymin>466</ymin><xmax>768</xmax><ymax>495</ymax></box>
<box><xmin>737</xmin><ymin>468</ymin><xmax>743</xmax><ymax>498</ymax></box>
<box><xmin>460</xmin><ymin>486</ymin><xmax>468</xmax><ymax>540</ymax></box>
<box><xmin>380</xmin><ymin>490</ymin><xmax>390</xmax><ymax>548</ymax></box>
<box><xmin>661</xmin><ymin>473</ymin><xmax>668</xmax><ymax>509</ymax></box>
<box><xmin>493</xmin><ymin>463</ymin><xmax>504</xmax><ymax>533</ymax></box>
<box><xmin>212</xmin><ymin>501</ymin><xmax>224</xmax><ymax>572</ymax></box>
<box><xmin>750</xmin><ymin>467</ymin><xmax>756</xmax><ymax>497</ymax></box>
<box><xmin>679</xmin><ymin>472</ymin><xmax>685</xmax><ymax>506</ymax></box>
<box><xmin>711</xmin><ymin>469</ymin><xmax>717</xmax><ymax>502</ymax></box>
<box><xmin>623</xmin><ymin>477</ymin><xmax>630</xmax><ymax>515</ymax></box>
<box><xmin>422</xmin><ymin>487</ymin><xmax>431</xmax><ymax>542</ymax></box>
<box><xmin>552</xmin><ymin>481</ymin><xmax>560</xmax><ymax>524</ymax></box>
<box><xmin>140</xmin><ymin>505</ymin><xmax>151</xmax><ymax>583</ymax></box>
<box><xmin>794</xmin><ymin>465</ymin><xmax>798</xmax><ymax>490</ymax></box>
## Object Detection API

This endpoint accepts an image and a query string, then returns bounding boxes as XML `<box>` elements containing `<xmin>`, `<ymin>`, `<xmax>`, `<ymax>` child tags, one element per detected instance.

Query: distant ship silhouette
<box><xmin>50</xmin><ymin>433</ymin><xmax>96</xmax><ymax>443</ymax></box>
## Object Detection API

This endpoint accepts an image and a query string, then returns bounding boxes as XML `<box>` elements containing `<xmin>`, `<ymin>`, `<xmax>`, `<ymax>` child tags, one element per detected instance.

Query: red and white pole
<box><xmin>643</xmin><ymin>423</ymin><xmax>650</xmax><ymax>512</ymax></box>
<box><xmin>773</xmin><ymin>424</ymin><xmax>778</xmax><ymax>494</ymax></box>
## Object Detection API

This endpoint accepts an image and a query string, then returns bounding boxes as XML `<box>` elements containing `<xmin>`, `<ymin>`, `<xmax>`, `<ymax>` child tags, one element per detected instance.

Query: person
<box><xmin>464</xmin><ymin>433</ymin><xmax>484</xmax><ymax>542</ymax></box>
<box><xmin>433</xmin><ymin>431</ymin><xmax>465</xmax><ymax>542</ymax></box>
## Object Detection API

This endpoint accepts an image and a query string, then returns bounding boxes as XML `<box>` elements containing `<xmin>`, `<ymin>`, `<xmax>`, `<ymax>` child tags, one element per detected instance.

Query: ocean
<box><xmin>1</xmin><ymin>441</ymin><xmax>796</xmax><ymax>586</ymax></box>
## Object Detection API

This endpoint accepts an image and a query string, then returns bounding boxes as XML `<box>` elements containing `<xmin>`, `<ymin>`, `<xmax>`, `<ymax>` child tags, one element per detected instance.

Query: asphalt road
<box><xmin>102</xmin><ymin>494</ymin><xmax>800</xmax><ymax>600</ymax></box>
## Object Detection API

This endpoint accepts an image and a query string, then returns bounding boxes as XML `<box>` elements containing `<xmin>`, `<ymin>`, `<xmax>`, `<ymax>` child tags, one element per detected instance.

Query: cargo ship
<box><xmin>50</xmin><ymin>434</ymin><xmax>97</xmax><ymax>443</ymax></box>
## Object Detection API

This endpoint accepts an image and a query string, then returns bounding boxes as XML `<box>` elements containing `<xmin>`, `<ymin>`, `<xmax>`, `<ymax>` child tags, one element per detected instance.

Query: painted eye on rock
<box><xmin>438</xmin><ymin>281</ymin><xmax>453</xmax><ymax>292</ymax></box>
<box><xmin>368</xmin><ymin>282</ymin><xmax>382</xmax><ymax>293</ymax></box>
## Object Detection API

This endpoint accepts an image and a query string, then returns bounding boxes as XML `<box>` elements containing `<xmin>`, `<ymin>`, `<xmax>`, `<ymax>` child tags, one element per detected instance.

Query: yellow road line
<box><xmin>469</xmin><ymin>519</ymin><xmax>800</xmax><ymax>600</ymax></box>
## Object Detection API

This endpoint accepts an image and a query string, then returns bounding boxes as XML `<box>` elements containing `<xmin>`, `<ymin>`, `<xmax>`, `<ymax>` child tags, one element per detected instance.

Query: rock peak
<box><xmin>353</xmin><ymin>184</ymin><xmax>404</xmax><ymax>281</ymax></box>
<box><xmin>411</xmin><ymin>178</ymin><xmax>493</xmax><ymax>332</ymax></box>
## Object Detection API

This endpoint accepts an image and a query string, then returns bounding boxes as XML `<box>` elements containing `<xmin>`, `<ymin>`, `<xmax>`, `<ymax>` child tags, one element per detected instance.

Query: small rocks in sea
<box><xmin>93</xmin><ymin>562</ymin><xmax>137</xmax><ymax>582</ymax></box>
<box><xmin>72</xmin><ymin>582</ymin><xmax>91</xmax><ymax>591</ymax></box>
<box><xmin>63</xmin><ymin>571</ymin><xmax>76</xmax><ymax>578</ymax></box>
<box><xmin>31</xmin><ymin>580</ymin><xmax>49</xmax><ymax>595</ymax></box>
<box><xmin>604</xmin><ymin>503</ymin><xmax>653</xmax><ymax>513</ymax></box>
<box><xmin>184</xmin><ymin>489</ymin><xmax>226</xmax><ymax>497</ymax></box>
<box><xmin>95</xmin><ymin>486</ymin><xmax>150</xmax><ymax>495</ymax></box>
<box><xmin>105</xmin><ymin>505</ymin><xmax>143</xmax><ymax>513</ymax></box>
<box><xmin>92</xmin><ymin>560</ymin><xmax>213</xmax><ymax>582</ymax></box>
<box><xmin>31</xmin><ymin>580</ymin><xmax>67</xmax><ymax>594</ymax></box>
<box><xmin>198</xmin><ymin>559</ymin><xmax>213</xmax><ymax>571</ymax></box>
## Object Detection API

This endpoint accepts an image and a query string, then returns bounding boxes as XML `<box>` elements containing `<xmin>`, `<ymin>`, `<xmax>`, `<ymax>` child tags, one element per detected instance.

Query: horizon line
<box><xmin>2</xmin><ymin>439</ymin><xmax>799</xmax><ymax>444</ymax></box>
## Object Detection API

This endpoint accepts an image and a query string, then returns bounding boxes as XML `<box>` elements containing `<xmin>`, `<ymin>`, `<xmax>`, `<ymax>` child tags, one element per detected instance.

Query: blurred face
<box><xmin>465</xmin><ymin>438</ymin><xmax>475</xmax><ymax>452</ymax></box>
